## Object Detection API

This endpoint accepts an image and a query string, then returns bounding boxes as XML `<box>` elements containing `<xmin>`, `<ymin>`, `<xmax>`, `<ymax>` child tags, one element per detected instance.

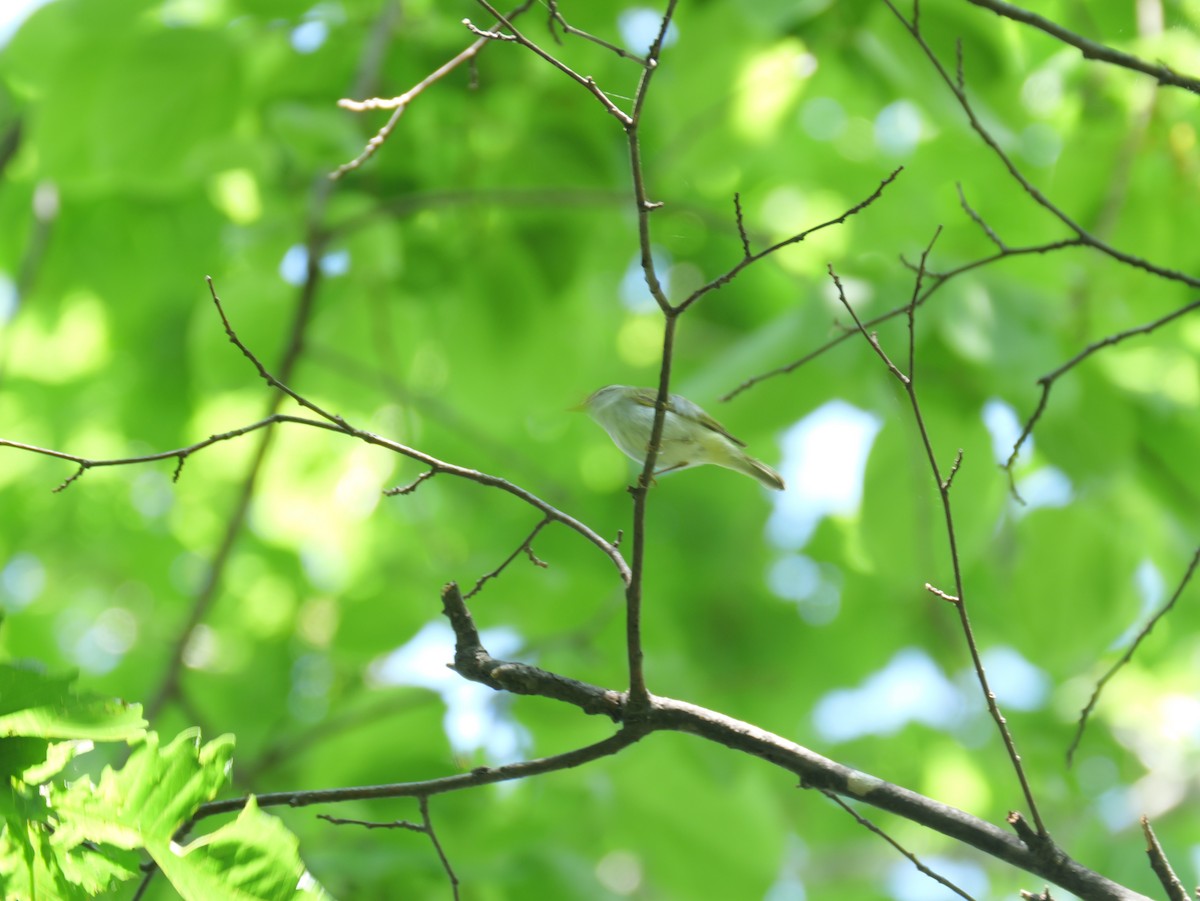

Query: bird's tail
<box><xmin>726</xmin><ymin>453</ymin><xmax>785</xmax><ymax>491</ymax></box>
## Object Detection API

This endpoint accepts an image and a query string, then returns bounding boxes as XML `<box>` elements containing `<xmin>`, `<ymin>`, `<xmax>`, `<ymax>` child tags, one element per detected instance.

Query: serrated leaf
<box><xmin>49</xmin><ymin>729</ymin><xmax>235</xmax><ymax>850</ymax></box>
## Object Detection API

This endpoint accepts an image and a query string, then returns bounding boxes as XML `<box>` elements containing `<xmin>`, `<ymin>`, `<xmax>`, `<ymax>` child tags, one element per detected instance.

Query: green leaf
<box><xmin>156</xmin><ymin>797</ymin><xmax>326</xmax><ymax>901</ymax></box>
<box><xmin>49</xmin><ymin>729</ymin><xmax>234</xmax><ymax>850</ymax></box>
<box><xmin>0</xmin><ymin>665</ymin><xmax>146</xmax><ymax>742</ymax></box>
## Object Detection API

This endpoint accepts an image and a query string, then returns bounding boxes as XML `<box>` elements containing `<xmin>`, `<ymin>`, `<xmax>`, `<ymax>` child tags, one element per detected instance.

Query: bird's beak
<box><xmin>567</xmin><ymin>399</ymin><xmax>588</xmax><ymax>412</ymax></box>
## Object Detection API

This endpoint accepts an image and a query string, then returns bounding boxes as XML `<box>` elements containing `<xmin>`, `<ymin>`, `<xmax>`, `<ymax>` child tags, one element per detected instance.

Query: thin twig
<box><xmin>1066</xmin><ymin>546</ymin><xmax>1200</xmax><ymax>765</ymax></box>
<box><xmin>546</xmin><ymin>0</ymin><xmax>649</xmax><ymax>65</ymax></box>
<box><xmin>821</xmin><ymin>790</ymin><xmax>977</xmax><ymax>900</ymax></box>
<box><xmin>964</xmin><ymin>0</ymin><xmax>1200</xmax><ymax>95</ymax></box>
<box><xmin>943</xmin><ymin>449</ymin><xmax>964</xmax><ymax>491</ymax></box>
<box><xmin>1005</xmin><ymin>298</ymin><xmax>1200</xmax><ymax>470</ymax></box>
<box><xmin>209</xmin><ymin>280</ymin><xmax>629</xmax><ymax>578</ymax></box>
<box><xmin>735</xmin><ymin>240</ymin><xmax>1076</xmax><ymax>395</ymax></box>
<box><xmin>733</xmin><ymin>192</ymin><xmax>751</xmax><ymax>258</ymax></box>
<box><xmin>321</xmin><ymin>799</ymin><xmax>461</xmax><ymax>898</ymax></box>
<box><xmin>882</xmin><ymin>0</ymin><xmax>1200</xmax><ymax>291</ymax></box>
<box><xmin>465</xmin><ymin>516</ymin><xmax>552</xmax><ymax>599</ymax></box>
<box><xmin>676</xmin><ymin>167</ymin><xmax>903</xmax><ymax>314</ymax></box>
<box><xmin>957</xmin><ymin>183</ymin><xmax>1005</xmax><ymax>250</ymax></box>
<box><xmin>420</xmin><ymin>797</ymin><xmax>460</xmax><ymax>900</ymax></box>
<box><xmin>925</xmin><ymin>583</ymin><xmax>960</xmax><ymax>603</ymax></box>
<box><xmin>332</xmin><ymin>2</ymin><xmax>535</xmax><ymax>178</ymax></box>
<box><xmin>319</xmin><ymin>814</ymin><xmax>425</xmax><ymax>832</ymax></box>
<box><xmin>830</xmin><ymin>252</ymin><xmax>1048</xmax><ymax>838</ymax></box>
<box><xmin>614</xmin><ymin>1</ymin><xmax>681</xmax><ymax>710</ymax></box>
<box><xmin>385</xmin><ymin>469</ymin><xmax>438</xmax><ymax>496</ymax></box>
<box><xmin>2</xmin><ymin>288</ymin><xmax>630</xmax><ymax>584</ymax></box>
<box><xmin>1140</xmin><ymin>816</ymin><xmax>1188</xmax><ymax>901</ymax></box>
<box><xmin>466</xmin><ymin>0</ymin><xmax>633</xmax><ymax>126</ymax></box>
<box><xmin>618</xmin><ymin>0</ymin><xmax>682</xmax><ymax>714</ymax></box>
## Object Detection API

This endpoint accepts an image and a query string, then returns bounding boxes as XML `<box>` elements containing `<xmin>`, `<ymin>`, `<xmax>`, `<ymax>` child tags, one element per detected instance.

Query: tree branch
<box><xmin>829</xmin><ymin>253</ymin><xmax>1048</xmax><ymax>837</ymax></box>
<box><xmin>882</xmin><ymin>0</ymin><xmax>1200</xmax><ymax>291</ymax></box>
<box><xmin>333</xmin><ymin>1</ymin><xmax>536</xmax><ymax>178</ymax></box>
<box><xmin>1140</xmin><ymin>815</ymin><xmax>1188</xmax><ymax>901</ymax></box>
<box><xmin>465</xmin><ymin>0</ymin><xmax>634</xmax><ymax>126</ymax></box>
<box><xmin>1066</xmin><ymin>546</ymin><xmax>1200</xmax><ymax>765</ymax></box>
<box><xmin>190</xmin><ymin>581</ymin><xmax>1154</xmax><ymax>901</ymax></box>
<box><xmin>1005</xmin><ymin>298</ymin><xmax>1200</xmax><ymax>471</ymax></box>
<box><xmin>964</xmin><ymin>0</ymin><xmax>1200</xmax><ymax>95</ymax></box>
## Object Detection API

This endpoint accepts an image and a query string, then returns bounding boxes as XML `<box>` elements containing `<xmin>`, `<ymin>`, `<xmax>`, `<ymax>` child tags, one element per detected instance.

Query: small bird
<box><xmin>579</xmin><ymin>385</ymin><xmax>785</xmax><ymax>490</ymax></box>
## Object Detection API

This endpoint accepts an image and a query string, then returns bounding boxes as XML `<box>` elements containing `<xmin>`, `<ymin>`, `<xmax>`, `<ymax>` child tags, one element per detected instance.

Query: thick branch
<box><xmin>195</xmin><ymin>583</ymin><xmax>1153</xmax><ymax>901</ymax></box>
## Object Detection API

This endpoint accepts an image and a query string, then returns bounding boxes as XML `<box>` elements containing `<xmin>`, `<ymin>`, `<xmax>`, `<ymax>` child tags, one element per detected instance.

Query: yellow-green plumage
<box><xmin>580</xmin><ymin>385</ymin><xmax>785</xmax><ymax>490</ymax></box>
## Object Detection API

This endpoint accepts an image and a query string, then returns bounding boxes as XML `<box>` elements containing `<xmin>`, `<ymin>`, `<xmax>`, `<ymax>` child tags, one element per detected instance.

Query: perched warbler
<box><xmin>579</xmin><ymin>385</ymin><xmax>785</xmax><ymax>490</ymax></box>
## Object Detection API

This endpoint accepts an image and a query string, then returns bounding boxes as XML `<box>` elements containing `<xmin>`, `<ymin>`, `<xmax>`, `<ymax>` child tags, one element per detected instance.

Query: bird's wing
<box><xmin>629</xmin><ymin>388</ymin><xmax>747</xmax><ymax>447</ymax></box>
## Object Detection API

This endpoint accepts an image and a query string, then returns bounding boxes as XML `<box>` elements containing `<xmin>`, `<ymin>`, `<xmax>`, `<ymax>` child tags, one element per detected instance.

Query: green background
<box><xmin>1</xmin><ymin>0</ymin><xmax>1198</xmax><ymax>898</ymax></box>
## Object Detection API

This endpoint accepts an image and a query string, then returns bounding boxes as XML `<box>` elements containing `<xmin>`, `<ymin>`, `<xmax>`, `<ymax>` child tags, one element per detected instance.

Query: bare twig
<box><xmin>677</xmin><ymin>167</ymin><xmax>903</xmax><ymax>314</ymax></box>
<box><xmin>1066</xmin><ymin>546</ymin><xmax>1200</xmax><ymax>766</ymax></box>
<box><xmin>733</xmin><ymin>192</ymin><xmax>751</xmax><ymax>258</ymax></box>
<box><xmin>333</xmin><ymin>2</ymin><xmax>535</xmax><ymax>178</ymax></box>
<box><xmin>830</xmin><ymin>248</ymin><xmax>1048</xmax><ymax>838</ymax></box>
<box><xmin>943</xmin><ymin>449</ymin><xmax>964</xmax><ymax>491</ymax></box>
<box><xmin>465</xmin><ymin>516</ymin><xmax>552</xmax><ymax>599</ymax></box>
<box><xmin>964</xmin><ymin>0</ymin><xmax>1200</xmax><ymax>95</ymax></box>
<box><xmin>957</xmin><ymin>183</ymin><xmax>1005</xmax><ymax>250</ymax></box>
<box><xmin>0</xmin><ymin>415</ymin><xmax>301</xmax><ymax>493</ymax></box>
<box><xmin>321</xmin><ymin>799</ymin><xmax>461</xmax><ymax>899</ymax></box>
<box><xmin>1005</xmin><ymin>298</ymin><xmax>1200</xmax><ymax>471</ymax></box>
<box><xmin>320</xmin><ymin>814</ymin><xmax>424</xmax><ymax>831</ymax></box>
<box><xmin>821</xmin><ymin>790</ymin><xmax>977</xmax><ymax>900</ymax></box>
<box><xmin>207</xmin><ymin>280</ymin><xmax>629</xmax><ymax>579</ymax></box>
<box><xmin>924</xmin><ymin>583</ymin><xmax>960</xmax><ymax>603</ymax></box>
<box><xmin>1140</xmin><ymin>816</ymin><xmax>1188</xmax><ymax>901</ymax></box>
<box><xmin>546</xmin><ymin>0</ymin><xmax>649</xmax><ymax>66</ymax></box>
<box><xmin>420</xmin><ymin>797</ymin><xmax>459</xmax><ymax>899</ymax></box>
<box><xmin>724</xmin><ymin>237</ymin><xmax>1086</xmax><ymax>401</ymax></box>
<box><xmin>385</xmin><ymin>469</ymin><xmax>439</xmax><ymax>496</ymax></box>
<box><xmin>465</xmin><ymin>0</ymin><xmax>633</xmax><ymax>126</ymax></box>
<box><xmin>1</xmin><ymin>287</ymin><xmax>630</xmax><ymax>586</ymax></box>
<box><xmin>882</xmin><ymin>0</ymin><xmax>1200</xmax><ymax>292</ymax></box>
